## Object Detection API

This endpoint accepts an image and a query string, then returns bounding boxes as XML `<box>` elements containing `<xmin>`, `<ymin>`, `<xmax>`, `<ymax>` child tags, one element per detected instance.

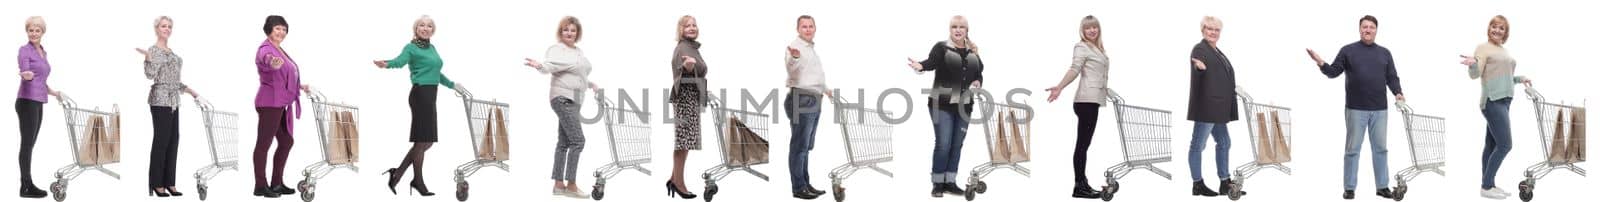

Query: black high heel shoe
<box><xmin>148</xmin><ymin>188</ymin><xmax>171</xmax><ymax>197</ymax></box>
<box><xmin>382</xmin><ymin>168</ymin><xmax>400</xmax><ymax>195</ymax></box>
<box><xmin>410</xmin><ymin>181</ymin><xmax>435</xmax><ymax>196</ymax></box>
<box><xmin>166</xmin><ymin>187</ymin><xmax>184</xmax><ymax>197</ymax></box>
<box><xmin>665</xmin><ymin>181</ymin><xmax>696</xmax><ymax>199</ymax></box>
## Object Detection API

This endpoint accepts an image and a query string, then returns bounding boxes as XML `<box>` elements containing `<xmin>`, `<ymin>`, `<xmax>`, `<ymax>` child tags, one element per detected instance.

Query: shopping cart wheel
<box><xmin>1392</xmin><ymin>185</ymin><xmax>1407</xmax><ymax>201</ymax></box>
<box><xmin>1106</xmin><ymin>180</ymin><xmax>1120</xmax><ymax>194</ymax></box>
<box><xmin>591</xmin><ymin>184</ymin><xmax>604</xmax><ymax>201</ymax></box>
<box><xmin>456</xmin><ymin>181</ymin><xmax>470</xmax><ymax>202</ymax></box>
<box><xmin>1226</xmin><ymin>181</ymin><xmax>1242</xmax><ymax>201</ymax></box>
<box><xmin>298</xmin><ymin>180</ymin><xmax>315</xmax><ymax>202</ymax></box>
<box><xmin>50</xmin><ymin>181</ymin><xmax>65</xmax><ymax>202</ymax></box>
<box><xmin>703</xmin><ymin>184</ymin><xmax>718</xmax><ymax>202</ymax></box>
<box><xmin>964</xmin><ymin>184</ymin><xmax>978</xmax><ymax>201</ymax></box>
<box><xmin>197</xmin><ymin>184</ymin><xmax>209</xmax><ymax>201</ymax></box>
<box><xmin>974</xmin><ymin>181</ymin><xmax>988</xmax><ymax>194</ymax></box>
<box><xmin>1518</xmin><ymin>180</ymin><xmax>1533</xmax><ymax>202</ymax></box>
<box><xmin>1100</xmin><ymin>185</ymin><xmax>1113</xmax><ymax>201</ymax></box>
<box><xmin>832</xmin><ymin>183</ymin><xmax>845</xmax><ymax>202</ymax></box>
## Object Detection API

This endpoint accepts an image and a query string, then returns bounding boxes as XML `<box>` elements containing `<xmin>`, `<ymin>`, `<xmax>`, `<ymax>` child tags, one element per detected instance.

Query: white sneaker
<box><xmin>563</xmin><ymin>188</ymin><xmax>590</xmax><ymax>199</ymax></box>
<box><xmin>1481</xmin><ymin>189</ymin><xmax>1509</xmax><ymax>199</ymax></box>
<box><xmin>552</xmin><ymin>187</ymin><xmax>564</xmax><ymax>197</ymax></box>
<box><xmin>1490</xmin><ymin>187</ymin><xmax>1513</xmax><ymax>197</ymax></box>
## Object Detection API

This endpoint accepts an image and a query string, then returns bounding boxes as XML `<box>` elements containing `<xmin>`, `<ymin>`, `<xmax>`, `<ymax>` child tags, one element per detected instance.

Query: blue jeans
<box><xmin>1188</xmin><ymin>121</ymin><xmax>1232</xmax><ymax>182</ymax></box>
<box><xmin>785</xmin><ymin>91</ymin><xmax>822</xmax><ymax>192</ymax></box>
<box><xmin>929</xmin><ymin>107</ymin><xmax>969</xmax><ymax>183</ymax></box>
<box><xmin>1481</xmin><ymin>98</ymin><xmax>1513</xmax><ymax>189</ymax></box>
<box><xmin>1343</xmin><ymin>109</ymin><xmax>1391</xmax><ymax>190</ymax></box>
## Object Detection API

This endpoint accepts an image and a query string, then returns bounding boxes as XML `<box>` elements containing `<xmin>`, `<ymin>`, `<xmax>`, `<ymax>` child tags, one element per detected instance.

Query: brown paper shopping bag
<box><xmin>328</xmin><ymin>111</ymin><xmax>350</xmax><ymax>164</ymax></box>
<box><xmin>95</xmin><ymin>112</ymin><xmax>121</xmax><ymax>164</ymax></box>
<box><xmin>1569</xmin><ymin>107</ymin><xmax>1586</xmax><ymax>162</ymax></box>
<box><xmin>477</xmin><ymin>112</ymin><xmax>497</xmax><ymax>161</ymax></box>
<box><xmin>1254</xmin><ymin>113</ymin><xmax>1276</xmax><ymax>164</ymax></box>
<box><xmin>1270</xmin><ymin>111</ymin><xmax>1291</xmax><ymax>163</ymax></box>
<box><xmin>344</xmin><ymin>111</ymin><xmax>361</xmax><ymax>163</ymax></box>
<box><xmin>1551</xmin><ymin>110</ymin><xmax>1569</xmax><ymax>163</ymax></box>
<box><xmin>491</xmin><ymin>108</ymin><xmax>511</xmax><ymax>161</ymax></box>
<box><xmin>724</xmin><ymin>117</ymin><xmax>747</xmax><ymax>166</ymax></box>
<box><xmin>990</xmin><ymin>110</ymin><xmax>1013</xmax><ymax>163</ymax></box>
<box><xmin>1007</xmin><ymin>111</ymin><xmax>1030</xmax><ymax>162</ymax></box>
<box><xmin>77</xmin><ymin>116</ymin><xmax>105</xmax><ymax>164</ymax></box>
<box><xmin>741</xmin><ymin>128</ymin><xmax>770</xmax><ymax>165</ymax></box>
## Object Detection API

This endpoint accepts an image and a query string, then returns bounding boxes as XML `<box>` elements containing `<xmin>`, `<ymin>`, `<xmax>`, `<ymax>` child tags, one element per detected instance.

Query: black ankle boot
<box><xmin>20</xmin><ymin>185</ymin><xmax>47</xmax><ymax>198</ymax></box>
<box><xmin>1192</xmin><ymin>181</ymin><xmax>1218</xmax><ymax>197</ymax></box>
<box><xmin>1071</xmin><ymin>186</ymin><xmax>1103</xmax><ymax>198</ymax></box>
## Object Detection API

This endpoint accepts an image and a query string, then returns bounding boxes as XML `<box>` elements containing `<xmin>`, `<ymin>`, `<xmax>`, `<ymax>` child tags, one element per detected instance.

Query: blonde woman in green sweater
<box><xmin>372</xmin><ymin>15</ymin><xmax>460</xmax><ymax>197</ymax></box>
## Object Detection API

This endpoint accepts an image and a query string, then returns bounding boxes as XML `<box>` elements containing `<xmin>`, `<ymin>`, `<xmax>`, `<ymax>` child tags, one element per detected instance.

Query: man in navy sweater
<box><xmin>1305</xmin><ymin>15</ymin><xmax>1404</xmax><ymax>200</ymax></box>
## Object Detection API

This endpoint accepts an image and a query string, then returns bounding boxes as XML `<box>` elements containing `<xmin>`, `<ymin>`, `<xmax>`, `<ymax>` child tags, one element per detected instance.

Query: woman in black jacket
<box><xmin>1186</xmin><ymin>16</ymin><xmax>1241</xmax><ymax>198</ymax></box>
<box><xmin>905</xmin><ymin>15</ymin><xmax>983</xmax><ymax>198</ymax></box>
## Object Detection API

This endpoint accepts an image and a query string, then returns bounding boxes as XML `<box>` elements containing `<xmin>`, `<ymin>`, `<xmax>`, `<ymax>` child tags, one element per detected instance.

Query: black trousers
<box><xmin>149</xmin><ymin>106</ymin><xmax>181</xmax><ymax>189</ymax></box>
<box><xmin>16</xmin><ymin>99</ymin><xmax>44</xmax><ymax>185</ymax></box>
<box><xmin>1072</xmin><ymin>103</ymin><xmax>1100</xmax><ymax>188</ymax></box>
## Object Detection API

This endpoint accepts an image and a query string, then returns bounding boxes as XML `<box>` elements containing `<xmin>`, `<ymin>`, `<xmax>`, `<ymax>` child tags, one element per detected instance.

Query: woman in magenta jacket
<box><xmin>252</xmin><ymin>15</ymin><xmax>311</xmax><ymax>198</ymax></box>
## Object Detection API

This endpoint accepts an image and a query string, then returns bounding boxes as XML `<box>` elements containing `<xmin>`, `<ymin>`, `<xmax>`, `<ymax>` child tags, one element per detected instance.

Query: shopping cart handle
<box><xmin>1235</xmin><ymin>86</ymin><xmax>1254</xmax><ymax>103</ymax></box>
<box><xmin>1104</xmin><ymin>88</ymin><xmax>1124</xmax><ymax>104</ymax></box>
<box><xmin>704</xmin><ymin>94</ymin><xmax>721</xmax><ymax>108</ymax></box>
<box><xmin>54</xmin><ymin>93</ymin><xmax>77</xmax><ymax>109</ymax></box>
<box><xmin>1394</xmin><ymin>101</ymin><xmax>1413</xmax><ymax>114</ymax></box>
<box><xmin>1523</xmin><ymin>88</ymin><xmax>1544</xmax><ymax>103</ymax></box>
<box><xmin>453</xmin><ymin>86</ymin><xmax>473</xmax><ymax>99</ymax></box>
<box><xmin>193</xmin><ymin>97</ymin><xmax>215</xmax><ymax>111</ymax></box>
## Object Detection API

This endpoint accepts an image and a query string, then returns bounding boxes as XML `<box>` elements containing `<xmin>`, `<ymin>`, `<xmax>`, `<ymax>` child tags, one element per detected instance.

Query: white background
<box><xmin>1</xmin><ymin>0</ymin><xmax>1595</xmax><ymax>202</ymax></box>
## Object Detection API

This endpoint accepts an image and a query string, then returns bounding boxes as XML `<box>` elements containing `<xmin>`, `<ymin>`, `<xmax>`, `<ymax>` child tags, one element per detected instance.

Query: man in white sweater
<box><xmin>785</xmin><ymin>15</ymin><xmax>831</xmax><ymax>200</ymax></box>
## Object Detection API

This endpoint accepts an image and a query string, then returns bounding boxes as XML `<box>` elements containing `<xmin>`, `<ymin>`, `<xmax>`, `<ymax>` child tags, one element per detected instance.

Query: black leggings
<box><xmin>1072</xmin><ymin>103</ymin><xmax>1100</xmax><ymax>188</ymax></box>
<box><xmin>16</xmin><ymin>99</ymin><xmax>44</xmax><ymax>185</ymax></box>
<box><xmin>149</xmin><ymin>106</ymin><xmax>181</xmax><ymax>189</ymax></box>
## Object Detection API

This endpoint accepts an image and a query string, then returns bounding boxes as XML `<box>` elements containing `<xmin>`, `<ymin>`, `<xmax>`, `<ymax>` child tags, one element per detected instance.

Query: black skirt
<box><xmin>409</xmin><ymin>85</ymin><xmax>439</xmax><ymax>142</ymax></box>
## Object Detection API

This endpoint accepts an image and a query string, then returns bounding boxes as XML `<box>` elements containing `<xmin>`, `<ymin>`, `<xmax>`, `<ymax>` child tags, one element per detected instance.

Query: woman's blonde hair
<box><xmin>24</xmin><ymin>16</ymin><xmax>45</xmax><ymax>32</ymax></box>
<box><xmin>1488</xmin><ymin>15</ymin><xmax>1509</xmax><ymax>45</ymax></box>
<box><xmin>154</xmin><ymin>16</ymin><xmax>172</xmax><ymax>28</ymax></box>
<box><xmin>556</xmin><ymin>16</ymin><xmax>582</xmax><ymax>43</ymax></box>
<box><xmin>950</xmin><ymin>15</ymin><xmax>977</xmax><ymax>54</ymax></box>
<box><xmin>1201</xmin><ymin>16</ymin><xmax>1222</xmax><ymax>30</ymax></box>
<box><xmin>1080</xmin><ymin>15</ymin><xmax>1103</xmax><ymax>54</ymax></box>
<box><xmin>414</xmin><ymin>15</ymin><xmax>434</xmax><ymax>40</ymax></box>
<box><xmin>676</xmin><ymin>15</ymin><xmax>695</xmax><ymax>42</ymax></box>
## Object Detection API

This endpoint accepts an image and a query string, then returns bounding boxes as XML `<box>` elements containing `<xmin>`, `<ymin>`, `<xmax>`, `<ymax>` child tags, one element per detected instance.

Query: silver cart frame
<box><xmin>1099</xmin><ymin>88</ymin><xmax>1175</xmax><ymax>201</ymax></box>
<box><xmin>1517</xmin><ymin>87</ymin><xmax>1587</xmax><ymax>202</ymax></box>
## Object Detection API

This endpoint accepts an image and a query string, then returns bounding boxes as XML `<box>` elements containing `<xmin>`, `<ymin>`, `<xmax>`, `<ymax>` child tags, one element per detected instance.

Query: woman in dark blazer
<box><xmin>1186</xmin><ymin>16</ymin><xmax>1240</xmax><ymax>198</ymax></box>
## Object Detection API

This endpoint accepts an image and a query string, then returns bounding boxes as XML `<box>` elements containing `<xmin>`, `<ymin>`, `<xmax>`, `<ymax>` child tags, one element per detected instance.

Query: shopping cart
<box><xmin>963</xmin><ymin>95</ymin><xmax>1034</xmax><ymax>201</ymax></box>
<box><xmin>47</xmin><ymin>94</ymin><xmax>122</xmax><ymax>202</ymax></box>
<box><xmin>295</xmin><ymin>90</ymin><xmax>361</xmax><ymax>202</ymax></box>
<box><xmin>701</xmin><ymin>94</ymin><xmax>774</xmax><ymax>202</ymax></box>
<box><xmin>452</xmin><ymin>87</ymin><xmax>512</xmax><ymax>202</ymax></box>
<box><xmin>1391</xmin><ymin>101</ymin><xmax>1446</xmax><ymax>201</ymax></box>
<box><xmin>1099</xmin><ymin>88</ymin><xmax>1175</xmax><ymax>201</ymax></box>
<box><xmin>590</xmin><ymin>95</ymin><xmax>652</xmax><ymax>201</ymax></box>
<box><xmin>1518</xmin><ymin>87</ymin><xmax>1587</xmax><ymax>202</ymax></box>
<box><xmin>827</xmin><ymin>99</ymin><xmax>895</xmax><ymax>202</ymax></box>
<box><xmin>193</xmin><ymin>98</ymin><xmax>241</xmax><ymax>201</ymax></box>
<box><xmin>1225</xmin><ymin>87</ymin><xmax>1293</xmax><ymax>201</ymax></box>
